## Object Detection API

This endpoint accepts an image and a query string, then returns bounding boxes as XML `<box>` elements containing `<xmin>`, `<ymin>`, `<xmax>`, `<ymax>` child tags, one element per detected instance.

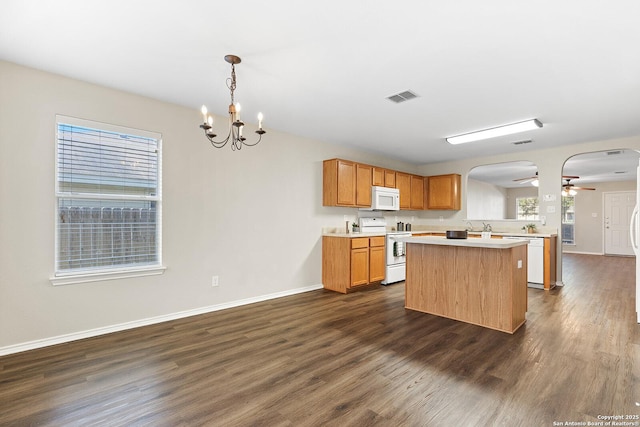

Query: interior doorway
<box><xmin>561</xmin><ymin>150</ymin><xmax>639</xmax><ymax>256</ymax></box>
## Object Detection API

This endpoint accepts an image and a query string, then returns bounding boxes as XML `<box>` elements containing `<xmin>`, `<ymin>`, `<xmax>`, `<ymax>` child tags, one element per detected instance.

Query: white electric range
<box><xmin>358</xmin><ymin>216</ymin><xmax>410</xmax><ymax>285</ymax></box>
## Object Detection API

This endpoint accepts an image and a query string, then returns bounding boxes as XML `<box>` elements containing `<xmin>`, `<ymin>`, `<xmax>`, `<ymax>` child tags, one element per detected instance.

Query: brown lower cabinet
<box><xmin>323</xmin><ymin>235</ymin><xmax>386</xmax><ymax>293</ymax></box>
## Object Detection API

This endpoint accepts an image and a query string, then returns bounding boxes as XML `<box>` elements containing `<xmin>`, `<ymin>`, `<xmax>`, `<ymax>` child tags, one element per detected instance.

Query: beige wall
<box><xmin>0</xmin><ymin>61</ymin><xmax>418</xmax><ymax>352</ymax></box>
<box><xmin>467</xmin><ymin>179</ymin><xmax>508</xmax><ymax>220</ymax></box>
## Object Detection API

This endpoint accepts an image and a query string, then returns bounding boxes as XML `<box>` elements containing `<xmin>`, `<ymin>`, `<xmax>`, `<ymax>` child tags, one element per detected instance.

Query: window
<box><xmin>516</xmin><ymin>197</ymin><xmax>539</xmax><ymax>221</ymax></box>
<box><xmin>562</xmin><ymin>195</ymin><xmax>575</xmax><ymax>244</ymax></box>
<box><xmin>53</xmin><ymin>116</ymin><xmax>163</xmax><ymax>284</ymax></box>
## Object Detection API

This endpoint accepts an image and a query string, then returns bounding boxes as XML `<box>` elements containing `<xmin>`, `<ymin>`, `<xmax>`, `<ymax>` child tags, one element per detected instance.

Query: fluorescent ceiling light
<box><xmin>446</xmin><ymin>119</ymin><xmax>543</xmax><ymax>145</ymax></box>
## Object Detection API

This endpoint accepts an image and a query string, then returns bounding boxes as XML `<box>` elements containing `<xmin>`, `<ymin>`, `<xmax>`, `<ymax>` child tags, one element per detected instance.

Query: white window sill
<box><xmin>50</xmin><ymin>265</ymin><xmax>166</xmax><ymax>286</ymax></box>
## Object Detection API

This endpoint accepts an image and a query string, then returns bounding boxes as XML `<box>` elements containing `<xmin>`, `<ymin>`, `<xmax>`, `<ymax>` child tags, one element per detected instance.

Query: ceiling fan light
<box><xmin>446</xmin><ymin>119</ymin><xmax>543</xmax><ymax>145</ymax></box>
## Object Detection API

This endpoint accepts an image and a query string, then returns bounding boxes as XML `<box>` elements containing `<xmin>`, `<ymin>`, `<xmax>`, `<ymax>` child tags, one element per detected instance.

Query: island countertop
<box><xmin>399</xmin><ymin>235</ymin><xmax>528</xmax><ymax>249</ymax></box>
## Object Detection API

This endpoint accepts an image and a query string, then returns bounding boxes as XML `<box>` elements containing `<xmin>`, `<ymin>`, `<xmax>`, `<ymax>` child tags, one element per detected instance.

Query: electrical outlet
<box><xmin>211</xmin><ymin>276</ymin><xmax>219</xmax><ymax>287</ymax></box>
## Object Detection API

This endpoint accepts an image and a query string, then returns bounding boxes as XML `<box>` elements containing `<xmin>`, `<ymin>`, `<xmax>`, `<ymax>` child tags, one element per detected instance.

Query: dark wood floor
<box><xmin>1</xmin><ymin>254</ymin><xmax>639</xmax><ymax>426</ymax></box>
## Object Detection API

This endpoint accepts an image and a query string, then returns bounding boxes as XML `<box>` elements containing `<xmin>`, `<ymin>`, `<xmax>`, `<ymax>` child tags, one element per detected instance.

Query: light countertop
<box><xmin>399</xmin><ymin>235</ymin><xmax>529</xmax><ymax>249</ymax></box>
<box><xmin>323</xmin><ymin>232</ymin><xmax>387</xmax><ymax>238</ymax></box>
<box><xmin>323</xmin><ymin>230</ymin><xmax>555</xmax><ymax>238</ymax></box>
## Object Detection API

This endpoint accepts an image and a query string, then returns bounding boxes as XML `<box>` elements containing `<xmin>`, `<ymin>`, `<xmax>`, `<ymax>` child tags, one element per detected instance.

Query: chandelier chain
<box><xmin>227</xmin><ymin>63</ymin><xmax>237</xmax><ymax>106</ymax></box>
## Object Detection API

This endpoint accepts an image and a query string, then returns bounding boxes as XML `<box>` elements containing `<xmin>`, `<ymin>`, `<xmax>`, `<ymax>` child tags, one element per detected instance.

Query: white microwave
<box><xmin>368</xmin><ymin>186</ymin><xmax>400</xmax><ymax>211</ymax></box>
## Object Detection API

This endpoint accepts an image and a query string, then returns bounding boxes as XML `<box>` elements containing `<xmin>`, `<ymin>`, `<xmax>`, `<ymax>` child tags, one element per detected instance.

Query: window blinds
<box><xmin>56</xmin><ymin>117</ymin><xmax>161</xmax><ymax>274</ymax></box>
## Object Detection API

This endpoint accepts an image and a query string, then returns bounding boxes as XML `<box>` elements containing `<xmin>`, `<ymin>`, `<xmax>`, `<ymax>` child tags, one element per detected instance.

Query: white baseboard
<box><xmin>562</xmin><ymin>250</ymin><xmax>604</xmax><ymax>255</ymax></box>
<box><xmin>0</xmin><ymin>284</ymin><xmax>324</xmax><ymax>357</ymax></box>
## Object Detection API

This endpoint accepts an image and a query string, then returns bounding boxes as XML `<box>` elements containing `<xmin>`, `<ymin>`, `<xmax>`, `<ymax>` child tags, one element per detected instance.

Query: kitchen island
<box><xmin>401</xmin><ymin>236</ymin><xmax>529</xmax><ymax>334</ymax></box>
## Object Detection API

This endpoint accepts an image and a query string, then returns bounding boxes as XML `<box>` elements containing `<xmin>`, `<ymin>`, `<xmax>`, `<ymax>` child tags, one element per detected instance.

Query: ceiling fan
<box><xmin>562</xmin><ymin>177</ymin><xmax>595</xmax><ymax>196</ymax></box>
<box><xmin>513</xmin><ymin>172</ymin><xmax>541</xmax><ymax>186</ymax></box>
<box><xmin>513</xmin><ymin>172</ymin><xmax>581</xmax><ymax>187</ymax></box>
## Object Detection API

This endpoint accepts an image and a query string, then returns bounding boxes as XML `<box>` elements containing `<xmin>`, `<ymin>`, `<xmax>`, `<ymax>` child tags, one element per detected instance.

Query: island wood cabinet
<box><xmin>322</xmin><ymin>235</ymin><xmax>385</xmax><ymax>293</ymax></box>
<box><xmin>404</xmin><ymin>238</ymin><xmax>528</xmax><ymax>334</ymax></box>
<box><xmin>426</xmin><ymin>173</ymin><xmax>461</xmax><ymax>210</ymax></box>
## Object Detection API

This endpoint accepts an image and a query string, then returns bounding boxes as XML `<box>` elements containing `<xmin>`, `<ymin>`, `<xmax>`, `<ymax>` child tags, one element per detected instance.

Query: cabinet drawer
<box><xmin>351</xmin><ymin>238</ymin><xmax>369</xmax><ymax>249</ymax></box>
<box><xmin>369</xmin><ymin>236</ymin><xmax>385</xmax><ymax>247</ymax></box>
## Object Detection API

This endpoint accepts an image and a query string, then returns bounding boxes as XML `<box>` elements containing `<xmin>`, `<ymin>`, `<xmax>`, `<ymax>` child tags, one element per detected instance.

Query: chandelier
<box><xmin>199</xmin><ymin>55</ymin><xmax>265</xmax><ymax>150</ymax></box>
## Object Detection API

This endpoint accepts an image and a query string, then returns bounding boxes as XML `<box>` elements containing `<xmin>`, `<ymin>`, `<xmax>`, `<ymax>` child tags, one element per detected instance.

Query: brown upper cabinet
<box><xmin>410</xmin><ymin>175</ymin><xmax>425</xmax><ymax>210</ymax></box>
<box><xmin>395</xmin><ymin>172</ymin><xmax>411</xmax><ymax>209</ymax></box>
<box><xmin>323</xmin><ymin>159</ymin><xmax>356</xmax><ymax>206</ymax></box>
<box><xmin>323</xmin><ymin>158</ymin><xmax>460</xmax><ymax>211</ymax></box>
<box><xmin>427</xmin><ymin>174</ymin><xmax>461</xmax><ymax>210</ymax></box>
<box><xmin>384</xmin><ymin>170</ymin><xmax>396</xmax><ymax>188</ymax></box>
<box><xmin>323</xmin><ymin>159</ymin><xmax>372</xmax><ymax>208</ymax></box>
<box><xmin>356</xmin><ymin>163</ymin><xmax>372</xmax><ymax>207</ymax></box>
<box><xmin>372</xmin><ymin>167</ymin><xmax>385</xmax><ymax>187</ymax></box>
<box><xmin>373</xmin><ymin>167</ymin><xmax>396</xmax><ymax>188</ymax></box>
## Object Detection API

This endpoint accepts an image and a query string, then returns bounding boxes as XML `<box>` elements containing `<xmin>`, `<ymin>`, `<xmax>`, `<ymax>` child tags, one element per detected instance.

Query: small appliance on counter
<box><xmin>446</xmin><ymin>230</ymin><xmax>468</xmax><ymax>239</ymax></box>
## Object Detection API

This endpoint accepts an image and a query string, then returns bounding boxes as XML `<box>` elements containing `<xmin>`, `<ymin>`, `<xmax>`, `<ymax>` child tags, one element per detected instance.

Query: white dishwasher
<box><xmin>503</xmin><ymin>236</ymin><xmax>544</xmax><ymax>288</ymax></box>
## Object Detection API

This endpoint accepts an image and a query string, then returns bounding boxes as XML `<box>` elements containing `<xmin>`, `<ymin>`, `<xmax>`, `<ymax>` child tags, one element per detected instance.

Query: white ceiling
<box><xmin>2</xmin><ymin>1</ymin><xmax>640</xmax><ymax>170</ymax></box>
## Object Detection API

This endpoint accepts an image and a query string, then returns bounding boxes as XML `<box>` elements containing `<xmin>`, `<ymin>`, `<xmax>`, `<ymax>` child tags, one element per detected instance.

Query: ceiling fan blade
<box><xmin>562</xmin><ymin>175</ymin><xmax>580</xmax><ymax>180</ymax></box>
<box><xmin>572</xmin><ymin>186</ymin><xmax>596</xmax><ymax>191</ymax></box>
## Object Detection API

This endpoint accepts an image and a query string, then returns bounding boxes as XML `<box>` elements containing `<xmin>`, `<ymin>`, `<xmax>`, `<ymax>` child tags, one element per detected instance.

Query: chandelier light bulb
<box><xmin>201</xmin><ymin>105</ymin><xmax>208</xmax><ymax>123</ymax></box>
<box><xmin>207</xmin><ymin>116</ymin><xmax>213</xmax><ymax>126</ymax></box>
<box><xmin>258</xmin><ymin>112</ymin><xmax>263</xmax><ymax>129</ymax></box>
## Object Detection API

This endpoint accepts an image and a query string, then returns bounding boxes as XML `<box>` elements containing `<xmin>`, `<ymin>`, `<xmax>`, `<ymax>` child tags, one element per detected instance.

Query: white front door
<box><xmin>604</xmin><ymin>191</ymin><xmax>636</xmax><ymax>256</ymax></box>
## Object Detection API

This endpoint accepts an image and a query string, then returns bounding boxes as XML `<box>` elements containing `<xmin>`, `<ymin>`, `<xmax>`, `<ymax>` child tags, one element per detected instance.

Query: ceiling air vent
<box><xmin>606</xmin><ymin>150</ymin><xmax>623</xmax><ymax>156</ymax></box>
<box><xmin>512</xmin><ymin>139</ymin><xmax>533</xmax><ymax>145</ymax></box>
<box><xmin>386</xmin><ymin>90</ymin><xmax>419</xmax><ymax>104</ymax></box>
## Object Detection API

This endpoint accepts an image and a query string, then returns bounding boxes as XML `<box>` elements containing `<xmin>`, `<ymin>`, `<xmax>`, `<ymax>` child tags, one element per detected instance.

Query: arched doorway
<box><xmin>561</xmin><ymin>149</ymin><xmax>639</xmax><ymax>256</ymax></box>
